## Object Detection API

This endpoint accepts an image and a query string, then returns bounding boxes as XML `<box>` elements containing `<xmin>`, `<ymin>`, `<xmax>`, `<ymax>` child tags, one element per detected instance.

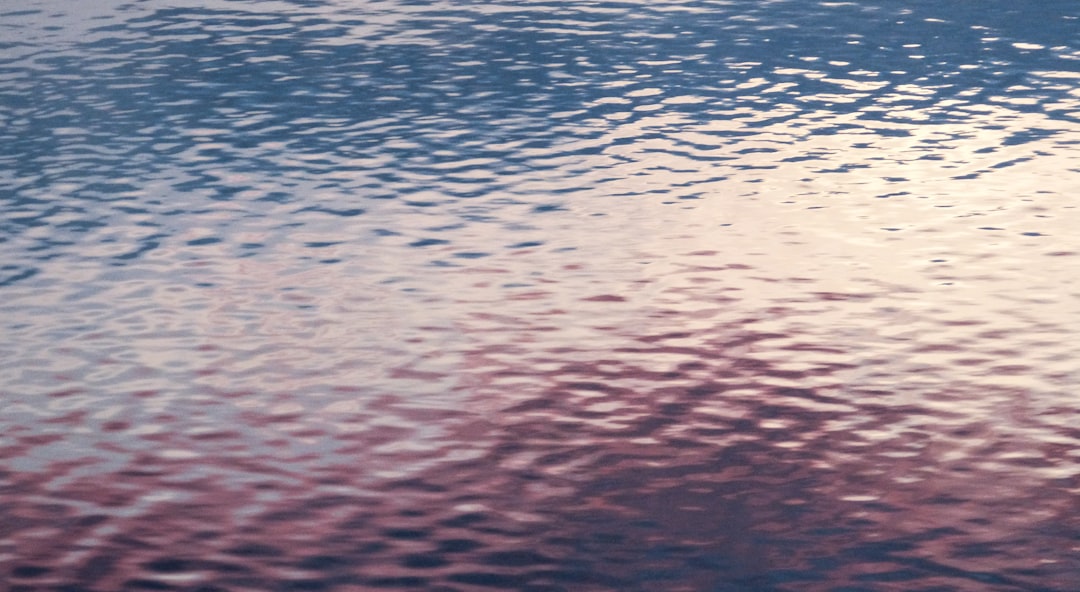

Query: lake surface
<box><xmin>2</xmin><ymin>0</ymin><xmax>1079</xmax><ymax>590</ymax></box>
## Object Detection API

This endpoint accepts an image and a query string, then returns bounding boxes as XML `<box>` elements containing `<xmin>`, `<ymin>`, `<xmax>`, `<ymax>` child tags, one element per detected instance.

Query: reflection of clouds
<box><xmin>3</xmin><ymin>1</ymin><xmax>1078</xmax><ymax>588</ymax></box>
<box><xmin>427</xmin><ymin>61</ymin><xmax>1080</xmax><ymax>586</ymax></box>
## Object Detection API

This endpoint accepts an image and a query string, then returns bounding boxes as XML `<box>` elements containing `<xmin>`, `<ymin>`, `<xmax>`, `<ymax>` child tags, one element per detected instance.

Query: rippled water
<box><xmin>2</xmin><ymin>0</ymin><xmax>1079</xmax><ymax>590</ymax></box>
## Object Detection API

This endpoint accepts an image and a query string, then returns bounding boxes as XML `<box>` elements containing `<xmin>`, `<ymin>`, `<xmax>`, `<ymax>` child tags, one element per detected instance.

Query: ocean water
<box><xmin>1</xmin><ymin>0</ymin><xmax>1079</xmax><ymax>590</ymax></box>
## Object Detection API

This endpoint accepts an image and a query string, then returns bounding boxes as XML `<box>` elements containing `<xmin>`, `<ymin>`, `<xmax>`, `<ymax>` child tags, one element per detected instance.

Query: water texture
<box><xmin>1</xmin><ymin>0</ymin><xmax>1079</xmax><ymax>590</ymax></box>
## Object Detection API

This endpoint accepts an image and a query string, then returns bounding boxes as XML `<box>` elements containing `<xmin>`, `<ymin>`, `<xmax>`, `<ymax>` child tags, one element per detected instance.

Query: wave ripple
<box><xmin>2</xmin><ymin>0</ymin><xmax>1079</xmax><ymax>590</ymax></box>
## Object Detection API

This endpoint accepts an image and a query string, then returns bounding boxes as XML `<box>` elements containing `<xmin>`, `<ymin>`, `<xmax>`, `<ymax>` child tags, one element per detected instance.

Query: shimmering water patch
<box><xmin>2</xmin><ymin>0</ymin><xmax>1079</xmax><ymax>590</ymax></box>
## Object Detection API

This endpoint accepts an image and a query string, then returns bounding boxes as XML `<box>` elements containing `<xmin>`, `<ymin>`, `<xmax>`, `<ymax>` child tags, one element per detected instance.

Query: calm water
<box><xmin>2</xmin><ymin>0</ymin><xmax>1079</xmax><ymax>590</ymax></box>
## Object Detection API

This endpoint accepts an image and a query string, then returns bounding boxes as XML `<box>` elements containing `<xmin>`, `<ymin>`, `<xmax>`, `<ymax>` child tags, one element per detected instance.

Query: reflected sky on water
<box><xmin>1</xmin><ymin>0</ymin><xmax>1079</xmax><ymax>590</ymax></box>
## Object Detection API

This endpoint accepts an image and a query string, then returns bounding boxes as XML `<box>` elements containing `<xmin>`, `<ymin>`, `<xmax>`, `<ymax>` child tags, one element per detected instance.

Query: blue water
<box><xmin>2</xmin><ymin>1</ymin><xmax>1079</xmax><ymax>590</ymax></box>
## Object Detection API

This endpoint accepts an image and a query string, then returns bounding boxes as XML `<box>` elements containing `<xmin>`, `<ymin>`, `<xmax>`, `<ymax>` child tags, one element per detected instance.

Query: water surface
<box><xmin>2</xmin><ymin>0</ymin><xmax>1079</xmax><ymax>590</ymax></box>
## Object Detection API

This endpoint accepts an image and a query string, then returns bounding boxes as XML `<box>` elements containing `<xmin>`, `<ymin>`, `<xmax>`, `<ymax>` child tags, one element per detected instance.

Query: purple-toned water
<box><xmin>2</xmin><ymin>0</ymin><xmax>1079</xmax><ymax>590</ymax></box>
